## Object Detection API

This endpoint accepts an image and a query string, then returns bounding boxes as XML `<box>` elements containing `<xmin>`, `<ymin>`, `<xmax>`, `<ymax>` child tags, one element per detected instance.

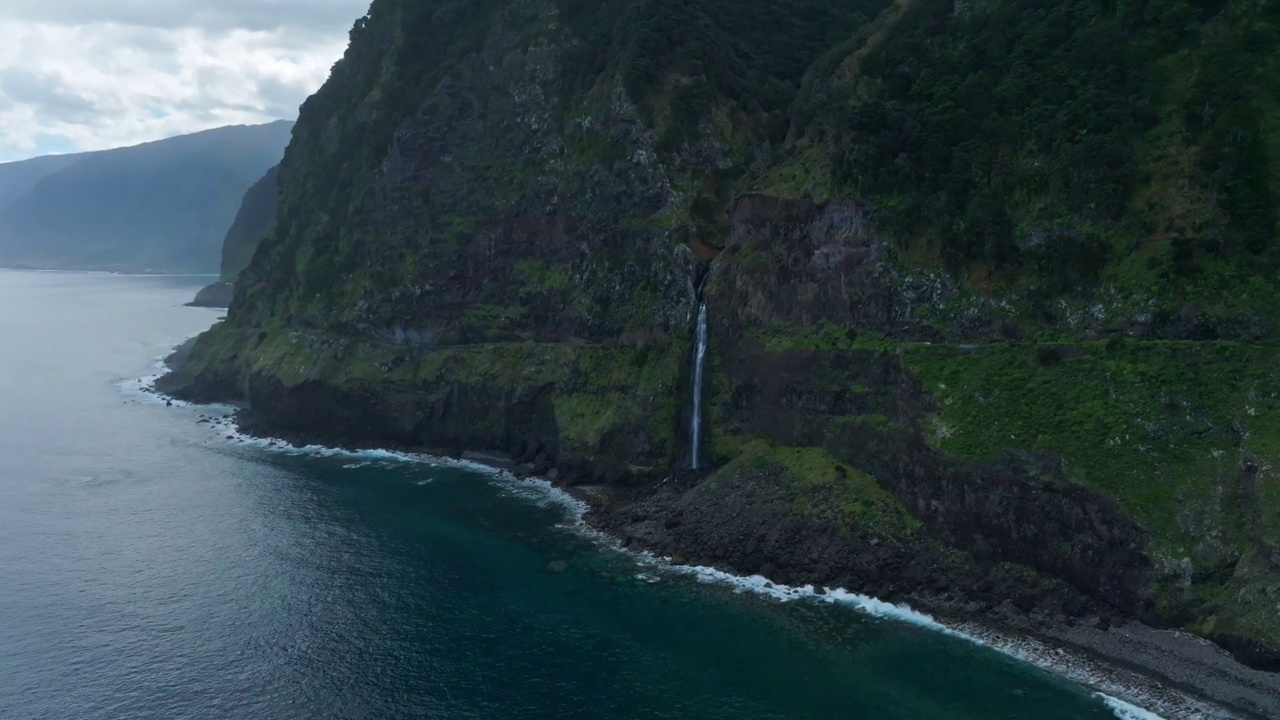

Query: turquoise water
<box><xmin>0</xmin><ymin>270</ymin><xmax>1143</xmax><ymax>719</ymax></box>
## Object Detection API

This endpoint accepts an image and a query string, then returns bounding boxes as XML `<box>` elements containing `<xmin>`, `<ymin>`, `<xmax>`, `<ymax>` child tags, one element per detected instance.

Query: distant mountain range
<box><xmin>219</xmin><ymin>164</ymin><xmax>279</xmax><ymax>283</ymax></box>
<box><xmin>0</xmin><ymin>121</ymin><xmax>292</xmax><ymax>274</ymax></box>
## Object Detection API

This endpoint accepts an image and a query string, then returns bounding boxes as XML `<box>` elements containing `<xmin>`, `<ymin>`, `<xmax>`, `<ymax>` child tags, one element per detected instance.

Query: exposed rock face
<box><xmin>186</xmin><ymin>165</ymin><xmax>280</xmax><ymax>307</ymax></box>
<box><xmin>712</xmin><ymin>195</ymin><xmax>1017</xmax><ymax>342</ymax></box>
<box><xmin>187</xmin><ymin>282</ymin><xmax>234</xmax><ymax>309</ymax></box>
<box><xmin>703</xmin><ymin>196</ymin><xmax>1152</xmax><ymax>608</ymax></box>
<box><xmin>230</xmin><ymin>2</ymin><xmax>699</xmax><ymax>345</ymax></box>
<box><xmin>219</xmin><ymin>165</ymin><xmax>280</xmax><ymax>283</ymax></box>
<box><xmin>172</xmin><ymin>0</ymin><xmax>1280</xmax><ymax>679</ymax></box>
<box><xmin>704</xmin><ymin>341</ymin><xmax>1150</xmax><ymax>612</ymax></box>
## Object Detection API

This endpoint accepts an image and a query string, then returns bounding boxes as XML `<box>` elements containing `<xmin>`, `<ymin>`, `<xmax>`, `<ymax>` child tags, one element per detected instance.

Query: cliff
<box><xmin>170</xmin><ymin>0</ymin><xmax>1280</xmax><ymax>691</ymax></box>
<box><xmin>219</xmin><ymin>165</ymin><xmax>281</xmax><ymax>284</ymax></box>
<box><xmin>187</xmin><ymin>282</ymin><xmax>235</xmax><ymax>309</ymax></box>
<box><xmin>189</xmin><ymin>165</ymin><xmax>283</xmax><ymax>308</ymax></box>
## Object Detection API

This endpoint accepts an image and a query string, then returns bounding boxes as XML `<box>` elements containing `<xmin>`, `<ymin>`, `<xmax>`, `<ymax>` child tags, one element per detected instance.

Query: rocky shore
<box><xmin>564</xmin><ymin>474</ymin><xmax>1280</xmax><ymax>719</ymax></box>
<box><xmin>156</xmin><ymin>341</ymin><xmax>1280</xmax><ymax>719</ymax></box>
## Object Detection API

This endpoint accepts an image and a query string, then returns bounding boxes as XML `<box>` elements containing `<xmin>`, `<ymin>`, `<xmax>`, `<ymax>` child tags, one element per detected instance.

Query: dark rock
<box><xmin>463</xmin><ymin>451</ymin><xmax>514</xmax><ymax>472</ymax></box>
<box><xmin>187</xmin><ymin>282</ymin><xmax>234</xmax><ymax>308</ymax></box>
<box><xmin>1218</xmin><ymin>634</ymin><xmax>1280</xmax><ymax>672</ymax></box>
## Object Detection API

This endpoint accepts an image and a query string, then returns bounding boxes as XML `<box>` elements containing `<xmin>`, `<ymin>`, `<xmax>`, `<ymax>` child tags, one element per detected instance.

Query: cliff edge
<box><xmin>169</xmin><ymin>0</ymin><xmax>1280</xmax><ymax>709</ymax></box>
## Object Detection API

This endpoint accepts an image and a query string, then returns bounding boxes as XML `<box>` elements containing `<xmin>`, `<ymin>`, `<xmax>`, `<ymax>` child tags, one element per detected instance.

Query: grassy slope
<box><xmin>902</xmin><ymin>340</ymin><xmax>1280</xmax><ymax>636</ymax></box>
<box><xmin>709</xmin><ymin>439</ymin><xmax>923</xmax><ymax>543</ymax></box>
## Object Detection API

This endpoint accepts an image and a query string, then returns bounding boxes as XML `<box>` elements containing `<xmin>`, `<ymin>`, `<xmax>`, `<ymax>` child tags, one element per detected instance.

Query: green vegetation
<box><xmin>514</xmin><ymin>260</ymin><xmax>572</xmax><ymax>292</ymax></box>
<box><xmin>904</xmin><ymin>340</ymin><xmax>1280</xmax><ymax>551</ymax></box>
<box><xmin>901</xmin><ymin>338</ymin><xmax>1280</xmax><ymax>635</ymax></box>
<box><xmin>807</xmin><ymin>0</ymin><xmax>1279</xmax><ymax>320</ymax></box>
<box><xmin>191</xmin><ymin>322</ymin><xmax>688</xmax><ymax>479</ymax></box>
<box><xmin>237</xmin><ymin>0</ymin><xmax>1280</xmax><ymax>338</ymax></box>
<box><xmin>556</xmin><ymin>0</ymin><xmax>890</xmax><ymax>137</ymax></box>
<box><xmin>554</xmin><ymin>394</ymin><xmax>624</xmax><ymax>457</ymax></box>
<box><xmin>904</xmin><ymin>340</ymin><xmax>1280</xmax><ymax>639</ymax></box>
<box><xmin>743</xmin><ymin>322</ymin><xmax>891</xmax><ymax>352</ymax></box>
<box><xmin>711</xmin><ymin>439</ymin><xmax>921</xmax><ymax>541</ymax></box>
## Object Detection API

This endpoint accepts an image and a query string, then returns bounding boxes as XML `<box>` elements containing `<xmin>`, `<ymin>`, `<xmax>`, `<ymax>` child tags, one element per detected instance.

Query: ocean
<box><xmin>0</xmin><ymin>269</ymin><xmax>1161</xmax><ymax>719</ymax></box>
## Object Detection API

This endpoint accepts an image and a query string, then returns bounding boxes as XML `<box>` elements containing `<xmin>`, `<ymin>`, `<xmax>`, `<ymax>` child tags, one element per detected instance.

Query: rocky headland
<box><xmin>163</xmin><ymin>0</ymin><xmax>1280</xmax><ymax>715</ymax></box>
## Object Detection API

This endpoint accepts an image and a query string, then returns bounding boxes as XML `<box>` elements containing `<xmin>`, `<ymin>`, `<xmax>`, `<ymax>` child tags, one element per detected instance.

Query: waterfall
<box><xmin>689</xmin><ymin>302</ymin><xmax>708</xmax><ymax>469</ymax></box>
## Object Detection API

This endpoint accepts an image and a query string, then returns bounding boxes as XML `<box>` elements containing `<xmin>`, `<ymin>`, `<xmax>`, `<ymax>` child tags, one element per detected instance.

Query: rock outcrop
<box><xmin>187</xmin><ymin>282</ymin><xmax>235</xmax><ymax>309</ymax></box>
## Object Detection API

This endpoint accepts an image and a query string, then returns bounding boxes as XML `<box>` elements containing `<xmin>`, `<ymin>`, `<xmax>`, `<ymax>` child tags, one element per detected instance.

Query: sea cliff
<box><xmin>167</xmin><ymin>0</ymin><xmax>1280</xmax><ymax>710</ymax></box>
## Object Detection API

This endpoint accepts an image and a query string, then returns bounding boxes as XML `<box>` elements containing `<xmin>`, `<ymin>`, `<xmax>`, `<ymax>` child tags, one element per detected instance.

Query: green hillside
<box><xmin>0</xmin><ymin>121</ymin><xmax>292</xmax><ymax>273</ymax></box>
<box><xmin>174</xmin><ymin>0</ymin><xmax>1280</xmax><ymax>673</ymax></box>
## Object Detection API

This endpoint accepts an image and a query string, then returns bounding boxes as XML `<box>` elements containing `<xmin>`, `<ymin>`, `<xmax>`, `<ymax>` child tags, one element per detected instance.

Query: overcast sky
<box><xmin>0</xmin><ymin>0</ymin><xmax>371</xmax><ymax>163</ymax></box>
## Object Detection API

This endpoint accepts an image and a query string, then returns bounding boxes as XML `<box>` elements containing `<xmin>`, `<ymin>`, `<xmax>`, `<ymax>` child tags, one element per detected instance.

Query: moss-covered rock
<box><xmin>712</xmin><ymin>439</ymin><xmax>922</xmax><ymax>543</ymax></box>
<box><xmin>177</xmin><ymin>322</ymin><xmax>686</xmax><ymax>483</ymax></box>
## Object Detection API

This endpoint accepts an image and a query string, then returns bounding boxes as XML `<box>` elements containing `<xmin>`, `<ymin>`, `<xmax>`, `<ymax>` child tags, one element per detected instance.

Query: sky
<box><xmin>0</xmin><ymin>0</ymin><xmax>372</xmax><ymax>163</ymax></box>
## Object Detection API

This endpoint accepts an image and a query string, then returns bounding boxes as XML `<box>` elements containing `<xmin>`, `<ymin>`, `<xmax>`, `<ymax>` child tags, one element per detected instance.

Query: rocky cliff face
<box><xmin>219</xmin><ymin>165</ymin><xmax>281</xmax><ymax>284</ymax></box>
<box><xmin>174</xmin><ymin>0</ymin><xmax>1280</xmax><ymax>675</ymax></box>
<box><xmin>188</xmin><ymin>164</ymin><xmax>282</xmax><ymax>308</ymax></box>
<box><xmin>187</xmin><ymin>282</ymin><xmax>234</xmax><ymax>309</ymax></box>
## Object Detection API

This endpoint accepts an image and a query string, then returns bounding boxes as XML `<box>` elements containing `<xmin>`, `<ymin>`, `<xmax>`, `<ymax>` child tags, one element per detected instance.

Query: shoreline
<box><xmin>142</xmin><ymin>345</ymin><xmax>1280</xmax><ymax>719</ymax></box>
<box><xmin>0</xmin><ymin>265</ymin><xmax>220</xmax><ymax>278</ymax></box>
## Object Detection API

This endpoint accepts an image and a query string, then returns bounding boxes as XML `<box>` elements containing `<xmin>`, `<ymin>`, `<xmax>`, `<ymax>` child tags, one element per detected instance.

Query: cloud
<box><xmin>0</xmin><ymin>0</ymin><xmax>369</xmax><ymax>33</ymax></box>
<box><xmin>0</xmin><ymin>67</ymin><xmax>98</xmax><ymax>122</ymax></box>
<box><xmin>0</xmin><ymin>0</ymin><xmax>370</xmax><ymax>162</ymax></box>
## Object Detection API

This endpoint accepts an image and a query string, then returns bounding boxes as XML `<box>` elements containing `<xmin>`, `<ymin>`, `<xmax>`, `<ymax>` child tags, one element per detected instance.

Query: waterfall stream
<box><xmin>689</xmin><ymin>303</ymin><xmax>708</xmax><ymax>469</ymax></box>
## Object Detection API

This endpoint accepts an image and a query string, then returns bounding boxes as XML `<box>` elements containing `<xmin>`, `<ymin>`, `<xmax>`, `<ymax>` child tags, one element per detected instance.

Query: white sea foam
<box><xmin>643</xmin><ymin>558</ymin><xmax>1201</xmax><ymax>718</ymax></box>
<box><xmin>492</xmin><ymin>475</ymin><xmax>591</xmax><ymax>524</ymax></box>
<box><xmin>118</xmin><ymin>346</ymin><xmax>183</xmax><ymax>404</ymax></box>
<box><xmin>632</xmin><ymin>557</ymin><xmax>974</xmax><ymax>641</ymax></box>
<box><xmin>1099</xmin><ymin>694</ymin><xmax>1171</xmax><ymax>720</ymax></box>
<box><xmin>952</xmin><ymin>623</ymin><xmax>1223</xmax><ymax>719</ymax></box>
<box><xmin>222</xmin><ymin>430</ymin><xmax>426</xmax><ymax>465</ymax></box>
<box><xmin>120</xmin><ymin>338</ymin><xmax>237</xmax><ymax>410</ymax></box>
<box><xmin>637</xmin><ymin>558</ymin><xmax>973</xmax><ymax>637</ymax></box>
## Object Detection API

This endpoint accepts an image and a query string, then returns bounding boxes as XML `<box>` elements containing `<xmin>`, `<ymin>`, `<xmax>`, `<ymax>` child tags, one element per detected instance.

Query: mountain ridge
<box><xmin>0</xmin><ymin>121</ymin><xmax>293</xmax><ymax>273</ymax></box>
